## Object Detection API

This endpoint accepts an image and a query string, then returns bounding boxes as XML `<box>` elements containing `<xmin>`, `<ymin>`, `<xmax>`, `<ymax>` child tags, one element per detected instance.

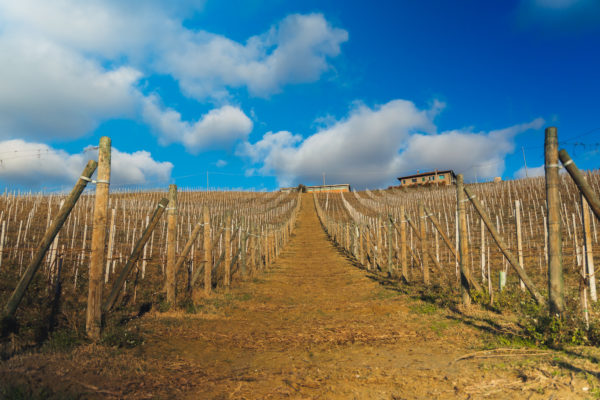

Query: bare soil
<box><xmin>0</xmin><ymin>194</ymin><xmax>599</xmax><ymax>399</ymax></box>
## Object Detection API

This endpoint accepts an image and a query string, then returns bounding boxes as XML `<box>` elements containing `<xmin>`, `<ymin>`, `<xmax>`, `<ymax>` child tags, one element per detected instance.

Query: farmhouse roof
<box><xmin>397</xmin><ymin>169</ymin><xmax>455</xmax><ymax>181</ymax></box>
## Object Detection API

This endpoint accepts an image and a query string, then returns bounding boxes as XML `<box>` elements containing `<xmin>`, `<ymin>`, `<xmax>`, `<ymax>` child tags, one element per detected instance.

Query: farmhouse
<box><xmin>397</xmin><ymin>169</ymin><xmax>456</xmax><ymax>187</ymax></box>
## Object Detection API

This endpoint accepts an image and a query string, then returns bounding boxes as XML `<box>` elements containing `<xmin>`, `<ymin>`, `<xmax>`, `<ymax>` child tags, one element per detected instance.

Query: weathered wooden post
<box><xmin>166</xmin><ymin>184</ymin><xmax>177</xmax><ymax>305</ymax></box>
<box><xmin>3</xmin><ymin>160</ymin><xmax>98</xmax><ymax>326</ymax></box>
<box><xmin>545</xmin><ymin>127</ymin><xmax>565</xmax><ymax>315</ymax></box>
<box><xmin>203</xmin><ymin>206</ymin><xmax>212</xmax><ymax>296</ymax></box>
<box><xmin>173</xmin><ymin>221</ymin><xmax>204</xmax><ymax>274</ymax></box>
<box><xmin>387</xmin><ymin>215</ymin><xmax>393</xmax><ymax>276</ymax></box>
<box><xmin>400</xmin><ymin>206</ymin><xmax>408</xmax><ymax>281</ymax></box>
<box><xmin>515</xmin><ymin>200</ymin><xmax>525</xmax><ymax>291</ymax></box>
<box><xmin>86</xmin><ymin>137</ymin><xmax>111</xmax><ymax>340</ymax></box>
<box><xmin>582</xmin><ymin>191</ymin><xmax>597</xmax><ymax>302</ymax></box>
<box><xmin>224</xmin><ymin>212</ymin><xmax>232</xmax><ymax>287</ymax></box>
<box><xmin>457</xmin><ymin>174</ymin><xmax>471</xmax><ymax>306</ymax></box>
<box><xmin>419</xmin><ymin>203</ymin><xmax>429</xmax><ymax>285</ymax></box>
<box><xmin>559</xmin><ymin>149</ymin><xmax>600</xmax><ymax>220</ymax></box>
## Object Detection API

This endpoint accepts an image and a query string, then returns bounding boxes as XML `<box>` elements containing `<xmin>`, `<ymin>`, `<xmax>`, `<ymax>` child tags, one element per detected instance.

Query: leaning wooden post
<box><xmin>545</xmin><ymin>127</ymin><xmax>565</xmax><ymax>315</ymax></box>
<box><xmin>457</xmin><ymin>174</ymin><xmax>471</xmax><ymax>306</ymax></box>
<box><xmin>203</xmin><ymin>206</ymin><xmax>212</xmax><ymax>296</ymax></box>
<box><xmin>103</xmin><ymin>198</ymin><xmax>169</xmax><ymax>312</ymax></box>
<box><xmin>173</xmin><ymin>221</ymin><xmax>204</xmax><ymax>276</ymax></box>
<box><xmin>464</xmin><ymin>186</ymin><xmax>545</xmax><ymax>305</ymax></box>
<box><xmin>224</xmin><ymin>212</ymin><xmax>232</xmax><ymax>287</ymax></box>
<box><xmin>166</xmin><ymin>184</ymin><xmax>177</xmax><ymax>305</ymax></box>
<box><xmin>86</xmin><ymin>137</ymin><xmax>111</xmax><ymax>340</ymax></box>
<box><xmin>559</xmin><ymin>149</ymin><xmax>600</xmax><ymax>221</ymax></box>
<box><xmin>419</xmin><ymin>203</ymin><xmax>429</xmax><ymax>285</ymax></box>
<box><xmin>3</xmin><ymin>160</ymin><xmax>98</xmax><ymax>324</ymax></box>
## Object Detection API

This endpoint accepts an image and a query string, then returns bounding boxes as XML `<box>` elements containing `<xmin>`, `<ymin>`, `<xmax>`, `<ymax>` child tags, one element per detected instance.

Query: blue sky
<box><xmin>0</xmin><ymin>0</ymin><xmax>599</xmax><ymax>191</ymax></box>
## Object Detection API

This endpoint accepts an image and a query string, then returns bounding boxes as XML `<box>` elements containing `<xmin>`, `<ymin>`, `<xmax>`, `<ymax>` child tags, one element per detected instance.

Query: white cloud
<box><xmin>0</xmin><ymin>2</ymin><xmax>345</xmax><ymax>151</ymax></box>
<box><xmin>216</xmin><ymin>160</ymin><xmax>227</xmax><ymax>168</ymax></box>
<box><xmin>0</xmin><ymin>2</ymin><xmax>347</xmax><ymax>101</ymax></box>
<box><xmin>141</xmin><ymin>95</ymin><xmax>253</xmax><ymax>153</ymax></box>
<box><xmin>238</xmin><ymin>99</ymin><xmax>545</xmax><ymax>188</ymax></box>
<box><xmin>0</xmin><ymin>139</ymin><xmax>172</xmax><ymax>188</ymax></box>
<box><xmin>514</xmin><ymin>164</ymin><xmax>545</xmax><ymax>179</ymax></box>
<box><xmin>154</xmin><ymin>13</ymin><xmax>348</xmax><ymax>99</ymax></box>
<box><xmin>0</xmin><ymin>34</ymin><xmax>141</xmax><ymax>140</ymax></box>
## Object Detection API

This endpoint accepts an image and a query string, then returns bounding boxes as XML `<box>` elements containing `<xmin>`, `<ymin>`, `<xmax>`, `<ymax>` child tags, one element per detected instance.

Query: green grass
<box><xmin>409</xmin><ymin>302</ymin><xmax>438</xmax><ymax>315</ymax></box>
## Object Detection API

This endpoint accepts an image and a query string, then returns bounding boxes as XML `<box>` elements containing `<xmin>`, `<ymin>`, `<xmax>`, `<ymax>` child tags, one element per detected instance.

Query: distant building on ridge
<box><xmin>397</xmin><ymin>169</ymin><xmax>456</xmax><ymax>187</ymax></box>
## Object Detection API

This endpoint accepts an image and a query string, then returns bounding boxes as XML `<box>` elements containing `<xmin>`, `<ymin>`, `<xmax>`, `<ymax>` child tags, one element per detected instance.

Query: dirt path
<box><xmin>0</xmin><ymin>194</ymin><xmax>596</xmax><ymax>398</ymax></box>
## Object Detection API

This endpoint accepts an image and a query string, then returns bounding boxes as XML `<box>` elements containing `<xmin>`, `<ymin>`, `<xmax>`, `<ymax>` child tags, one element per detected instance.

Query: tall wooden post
<box><xmin>545</xmin><ymin>127</ymin><xmax>565</xmax><ymax>315</ymax></box>
<box><xmin>224</xmin><ymin>213</ymin><xmax>232</xmax><ymax>287</ymax></box>
<box><xmin>400</xmin><ymin>206</ymin><xmax>408</xmax><ymax>281</ymax></box>
<box><xmin>582</xmin><ymin>193</ymin><xmax>597</xmax><ymax>302</ymax></box>
<box><xmin>166</xmin><ymin>184</ymin><xmax>177</xmax><ymax>305</ymax></box>
<box><xmin>419</xmin><ymin>204</ymin><xmax>429</xmax><ymax>285</ymax></box>
<box><xmin>86</xmin><ymin>136</ymin><xmax>111</xmax><ymax>340</ymax></box>
<box><xmin>203</xmin><ymin>206</ymin><xmax>212</xmax><ymax>296</ymax></box>
<box><xmin>515</xmin><ymin>200</ymin><xmax>525</xmax><ymax>291</ymax></box>
<box><xmin>457</xmin><ymin>174</ymin><xmax>471</xmax><ymax>306</ymax></box>
<box><xmin>387</xmin><ymin>216</ymin><xmax>393</xmax><ymax>276</ymax></box>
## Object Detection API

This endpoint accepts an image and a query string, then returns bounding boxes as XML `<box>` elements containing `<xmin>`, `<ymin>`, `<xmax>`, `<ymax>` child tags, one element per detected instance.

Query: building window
<box><xmin>422</xmin><ymin>177</ymin><xmax>425</xmax><ymax>182</ymax></box>
<box><xmin>439</xmin><ymin>175</ymin><xmax>445</xmax><ymax>179</ymax></box>
<box><xmin>429</xmin><ymin>176</ymin><xmax>435</xmax><ymax>180</ymax></box>
<box><xmin>412</xmin><ymin>178</ymin><xmax>417</xmax><ymax>183</ymax></box>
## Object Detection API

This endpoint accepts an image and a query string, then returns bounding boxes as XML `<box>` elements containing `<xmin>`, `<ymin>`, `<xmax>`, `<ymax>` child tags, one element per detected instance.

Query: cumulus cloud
<box><xmin>514</xmin><ymin>164</ymin><xmax>545</xmax><ymax>179</ymax></box>
<box><xmin>0</xmin><ymin>2</ymin><xmax>345</xmax><ymax>151</ymax></box>
<box><xmin>0</xmin><ymin>2</ymin><xmax>347</xmax><ymax>101</ymax></box>
<box><xmin>141</xmin><ymin>95</ymin><xmax>253</xmax><ymax>153</ymax></box>
<box><xmin>154</xmin><ymin>13</ymin><xmax>348</xmax><ymax>99</ymax></box>
<box><xmin>0</xmin><ymin>139</ymin><xmax>172</xmax><ymax>188</ymax></box>
<box><xmin>0</xmin><ymin>34</ymin><xmax>141</xmax><ymax>140</ymax></box>
<box><xmin>238</xmin><ymin>99</ymin><xmax>545</xmax><ymax>188</ymax></box>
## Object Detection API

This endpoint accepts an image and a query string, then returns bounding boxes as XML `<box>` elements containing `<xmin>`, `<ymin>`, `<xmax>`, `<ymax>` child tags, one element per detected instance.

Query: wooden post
<box><xmin>457</xmin><ymin>174</ymin><xmax>471</xmax><ymax>306</ymax></box>
<box><xmin>103</xmin><ymin>198</ymin><xmax>169</xmax><ymax>312</ymax></box>
<box><xmin>582</xmin><ymin>193</ymin><xmax>597</xmax><ymax>302</ymax></box>
<box><xmin>166</xmin><ymin>184</ymin><xmax>177</xmax><ymax>305</ymax></box>
<box><xmin>515</xmin><ymin>200</ymin><xmax>525</xmax><ymax>291</ymax></box>
<box><xmin>203</xmin><ymin>206</ymin><xmax>212</xmax><ymax>296</ymax></box>
<box><xmin>464</xmin><ymin>185</ymin><xmax>544</xmax><ymax>305</ymax></box>
<box><xmin>559</xmin><ymin>149</ymin><xmax>600</xmax><ymax>221</ymax></box>
<box><xmin>387</xmin><ymin>215</ymin><xmax>393</xmax><ymax>276</ymax></box>
<box><xmin>3</xmin><ymin>160</ymin><xmax>97</xmax><ymax>323</ymax></box>
<box><xmin>224</xmin><ymin>213</ymin><xmax>232</xmax><ymax>287</ymax></box>
<box><xmin>400</xmin><ymin>206</ymin><xmax>408</xmax><ymax>281</ymax></box>
<box><xmin>545</xmin><ymin>127</ymin><xmax>565</xmax><ymax>315</ymax></box>
<box><xmin>419</xmin><ymin>204</ymin><xmax>429</xmax><ymax>284</ymax></box>
<box><xmin>86</xmin><ymin>137</ymin><xmax>111</xmax><ymax>339</ymax></box>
